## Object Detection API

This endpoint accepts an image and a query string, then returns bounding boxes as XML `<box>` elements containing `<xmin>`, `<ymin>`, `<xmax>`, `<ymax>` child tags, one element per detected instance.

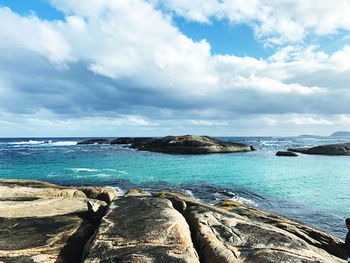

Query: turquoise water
<box><xmin>0</xmin><ymin>136</ymin><xmax>349</xmax><ymax>237</ymax></box>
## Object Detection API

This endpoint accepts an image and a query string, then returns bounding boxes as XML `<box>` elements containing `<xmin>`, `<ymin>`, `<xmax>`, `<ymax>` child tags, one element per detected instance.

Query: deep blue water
<box><xmin>0</xmin><ymin>136</ymin><xmax>350</xmax><ymax>238</ymax></box>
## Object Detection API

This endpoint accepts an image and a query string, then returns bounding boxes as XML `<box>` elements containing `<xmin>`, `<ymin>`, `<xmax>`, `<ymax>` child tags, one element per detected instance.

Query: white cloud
<box><xmin>286</xmin><ymin>117</ymin><xmax>333</xmax><ymax>125</ymax></box>
<box><xmin>154</xmin><ymin>0</ymin><xmax>350</xmax><ymax>44</ymax></box>
<box><xmin>1</xmin><ymin>1</ymin><xmax>350</xmax><ymax>136</ymax></box>
<box><xmin>191</xmin><ymin>120</ymin><xmax>228</xmax><ymax>126</ymax></box>
<box><xmin>0</xmin><ymin>8</ymin><xmax>73</xmax><ymax>64</ymax></box>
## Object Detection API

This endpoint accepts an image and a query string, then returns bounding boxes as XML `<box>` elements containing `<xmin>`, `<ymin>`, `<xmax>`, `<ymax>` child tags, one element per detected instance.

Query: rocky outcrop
<box><xmin>130</xmin><ymin>135</ymin><xmax>252</xmax><ymax>154</ymax></box>
<box><xmin>288</xmin><ymin>143</ymin><xmax>350</xmax><ymax>155</ymax></box>
<box><xmin>159</xmin><ymin>193</ymin><xmax>345</xmax><ymax>263</ymax></box>
<box><xmin>1</xmin><ymin>179</ymin><xmax>346</xmax><ymax>263</ymax></box>
<box><xmin>110</xmin><ymin>137</ymin><xmax>155</xmax><ymax>145</ymax></box>
<box><xmin>78</xmin><ymin>135</ymin><xmax>254</xmax><ymax>154</ymax></box>
<box><xmin>78</xmin><ymin>187</ymin><xmax>119</xmax><ymax>203</ymax></box>
<box><xmin>276</xmin><ymin>151</ymin><xmax>298</xmax><ymax>156</ymax></box>
<box><xmin>84</xmin><ymin>196</ymin><xmax>200</xmax><ymax>263</ymax></box>
<box><xmin>77</xmin><ymin>139</ymin><xmax>110</xmax><ymax>145</ymax></box>
<box><xmin>217</xmin><ymin>200</ymin><xmax>347</xmax><ymax>259</ymax></box>
<box><xmin>0</xmin><ymin>179</ymin><xmax>107</xmax><ymax>263</ymax></box>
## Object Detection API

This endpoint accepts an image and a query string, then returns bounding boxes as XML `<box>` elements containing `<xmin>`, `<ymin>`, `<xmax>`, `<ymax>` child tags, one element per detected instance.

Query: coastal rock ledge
<box><xmin>0</xmin><ymin>179</ymin><xmax>348</xmax><ymax>263</ymax></box>
<box><xmin>288</xmin><ymin>142</ymin><xmax>350</xmax><ymax>155</ymax></box>
<box><xmin>79</xmin><ymin>135</ymin><xmax>254</xmax><ymax>154</ymax></box>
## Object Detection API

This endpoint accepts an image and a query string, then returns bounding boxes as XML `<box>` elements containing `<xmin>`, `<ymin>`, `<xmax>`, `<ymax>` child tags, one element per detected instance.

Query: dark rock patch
<box><xmin>77</xmin><ymin>139</ymin><xmax>110</xmax><ymax>145</ymax></box>
<box><xmin>276</xmin><ymin>151</ymin><xmax>298</xmax><ymax>156</ymax></box>
<box><xmin>130</xmin><ymin>135</ymin><xmax>252</xmax><ymax>154</ymax></box>
<box><xmin>288</xmin><ymin>143</ymin><xmax>350</xmax><ymax>155</ymax></box>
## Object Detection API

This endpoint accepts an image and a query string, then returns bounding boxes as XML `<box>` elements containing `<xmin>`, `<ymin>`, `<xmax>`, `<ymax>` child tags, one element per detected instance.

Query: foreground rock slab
<box><xmin>0</xmin><ymin>179</ymin><xmax>107</xmax><ymax>263</ymax></box>
<box><xmin>289</xmin><ymin>142</ymin><xmax>350</xmax><ymax>155</ymax></box>
<box><xmin>160</xmin><ymin>193</ymin><xmax>345</xmax><ymax>263</ymax></box>
<box><xmin>1</xmin><ymin>179</ymin><xmax>346</xmax><ymax>263</ymax></box>
<box><xmin>84</xmin><ymin>196</ymin><xmax>200</xmax><ymax>263</ymax></box>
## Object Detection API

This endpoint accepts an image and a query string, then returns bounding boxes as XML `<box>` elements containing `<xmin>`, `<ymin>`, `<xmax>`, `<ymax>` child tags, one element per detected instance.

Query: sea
<box><xmin>0</xmin><ymin>136</ymin><xmax>349</xmax><ymax>238</ymax></box>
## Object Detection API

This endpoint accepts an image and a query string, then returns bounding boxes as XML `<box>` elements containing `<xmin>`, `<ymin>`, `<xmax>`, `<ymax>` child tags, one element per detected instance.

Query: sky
<box><xmin>0</xmin><ymin>0</ymin><xmax>350</xmax><ymax>137</ymax></box>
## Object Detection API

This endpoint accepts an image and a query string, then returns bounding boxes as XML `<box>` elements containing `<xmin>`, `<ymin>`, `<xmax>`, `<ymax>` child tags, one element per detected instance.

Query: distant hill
<box><xmin>330</xmin><ymin>131</ymin><xmax>350</xmax><ymax>137</ymax></box>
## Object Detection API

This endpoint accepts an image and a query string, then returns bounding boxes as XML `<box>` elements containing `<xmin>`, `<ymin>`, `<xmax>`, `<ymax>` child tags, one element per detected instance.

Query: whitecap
<box><xmin>184</xmin><ymin>190</ymin><xmax>199</xmax><ymax>201</ymax></box>
<box><xmin>68</xmin><ymin>168</ymin><xmax>99</xmax><ymax>172</ymax></box>
<box><xmin>94</xmin><ymin>173</ymin><xmax>112</xmax><ymax>177</ymax></box>
<box><xmin>9</xmin><ymin>140</ymin><xmax>43</xmax><ymax>145</ymax></box>
<box><xmin>51</xmin><ymin>141</ymin><xmax>77</xmax><ymax>146</ymax></box>
<box><xmin>106</xmin><ymin>186</ymin><xmax>127</xmax><ymax>196</ymax></box>
<box><xmin>229</xmin><ymin>195</ymin><xmax>257</xmax><ymax>206</ymax></box>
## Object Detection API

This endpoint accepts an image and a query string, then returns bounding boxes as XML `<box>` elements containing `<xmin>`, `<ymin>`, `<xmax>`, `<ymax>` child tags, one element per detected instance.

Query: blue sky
<box><xmin>0</xmin><ymin>0</ymin><xmax>350</xmax><ymax>137</ymax></box>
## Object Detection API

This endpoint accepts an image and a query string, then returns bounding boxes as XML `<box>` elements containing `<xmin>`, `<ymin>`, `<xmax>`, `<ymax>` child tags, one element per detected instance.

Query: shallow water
<box><xmin>0</xmin><ymin>136</ymin><xmax>349</xmax><ymax>237</ymax></box>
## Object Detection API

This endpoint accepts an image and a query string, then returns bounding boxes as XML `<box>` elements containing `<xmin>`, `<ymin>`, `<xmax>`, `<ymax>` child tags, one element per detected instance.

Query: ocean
<box><xmin>0</xmin><ymin>136</ymin><xmax>349</xmax><ymax>238</ymax></box>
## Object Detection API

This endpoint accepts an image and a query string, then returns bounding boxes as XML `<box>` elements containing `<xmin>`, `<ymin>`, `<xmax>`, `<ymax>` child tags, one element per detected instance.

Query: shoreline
<box><xmin>0</xmin><ymin>178</ymin><xmax>347</xmax><ymax>262</ymax></box>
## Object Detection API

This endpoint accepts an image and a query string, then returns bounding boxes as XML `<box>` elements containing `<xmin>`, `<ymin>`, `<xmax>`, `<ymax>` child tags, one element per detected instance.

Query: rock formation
<box><xmin>276</xmin><ymin>151</ymin><xmax>298</xmax><ymax>156</ymax></box>
<box><xmin>78</xmin><ymin>135</ymin><xmax>254</xmax><ymax>154</ymax></box>
<box><xmin>129</xmin><ymin>135</ymin><xmax>252</xmax><ymax>154</ymax></box>
<box><xmin>1</xmin><ymin>179</ymin><xmax>347</xmax><ymax>263</ymax></box>
<box><xmin>110</xmin><ymin>137</ymin><xmax>155</xmax><ymax>145</ymax></box>
<box><xmin>0</xmin><ymin>179</ymin><xmax>114</xmax><ymax>263</ymax></box>
<box><xmin>288</xmin><ymin>143</ymin><xmax>350</xmax><ymax>155</ymax></box>
<box><xmin>84</xmin><ymin>196</ymin><xmax>200</xmax><ymax>263</ymax></box>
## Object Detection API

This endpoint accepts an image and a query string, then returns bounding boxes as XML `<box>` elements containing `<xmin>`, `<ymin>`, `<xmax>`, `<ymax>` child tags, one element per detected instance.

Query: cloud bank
<box><xmin>0</xmin><ymin>0</ymin><xmax>350</xmax><ymax>136</ymax></box>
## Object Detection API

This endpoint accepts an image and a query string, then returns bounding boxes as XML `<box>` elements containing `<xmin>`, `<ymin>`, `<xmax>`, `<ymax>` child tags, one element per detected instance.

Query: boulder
<box><xmin>83</xmin><ymin>196</ymin><xmax>200</xmax><ymax>263</ymax></box>
<box><xmin>0</xmin><ymin>179</ymin><xmax>86</xmax><ymax>199</ymax></box>
<box><xmin>78</xmin><ymin>187</ymin><xmax>119</xmax><ymax>203</ymax></box>
<box><xmin>288</xmin><ymin>143</ymin><xmax>350</xmax><ymax>155</ymax></box>
<box><xmin>0</xmin><ymin>179</ymin><xmax>105</xmax><ymax>263</ymax></box>
<box><xmin>124</xmin><ymin>188</ymin><xmax>151</xmax><ymax>197</ymax></box>
<box><xmin>130</xmin><ymin>135</ymin><xmax>252</xmax><ymax>154</ymax></box>
<box><xmin>276</xmin><ymin>151</ymin><xmax>298</xmax><ymax>157</ymax></box>
<box><xmin>160</xmin><ymin>193</ymin><xmax>345</xmax><ymax>263</ymax></box>
<box><xmin>217</xmin><ymin>200</ymin><xmax>347</xmax><ymax>258</ymax></box>
<box><xmin>77</xmin><ymin>139</ymin><xmax>110</xmax><ymax>145</ymax></box>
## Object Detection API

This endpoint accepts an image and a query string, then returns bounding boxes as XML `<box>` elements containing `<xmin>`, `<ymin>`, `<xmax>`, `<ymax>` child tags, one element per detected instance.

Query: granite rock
<box><xmin>84</xmin><ymin>196</ymin><xmax>200</xmax><ymax>263</ymax></box>
<box><xmin>0</xmin><ymin>179</ymin><xmax>104</xmax><ymax>263</ymax></box>
<box><xmin>160</xmin><ymin>193</ymin><xmax>345</xmax><ymax>263</ymax></box>
<box><xmin>276</xmin><ymin>151</ymin><xmax>298</xmax><ymax>156</ymax></box>
<box><xmin>130</xmin><ymin>135</ymin><xmax>252</xmax><ymax>154</ymax></box>
<box><xmin>78</xmin><ymin>187</ymin><xmax>119</xmax><ymax>203</ymax></box>
<box><xmin>288</xmin><ymin>143</ymin><xmax>350</xmax><ymax>155</ymax></box>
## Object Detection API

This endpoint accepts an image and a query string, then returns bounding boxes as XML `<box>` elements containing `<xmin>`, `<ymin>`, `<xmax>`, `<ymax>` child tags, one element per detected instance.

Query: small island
<box><xmin>331</xmin><ymin>131</ymin><xmax>350</xmax><ymax>137</ymax></box>
<box><xmin>78</xmin><ymin>135</ymin><xmax>255</xmax><ymax>154</ymax></box>
<box><xmin>288</xmin><ymin>143</ymin><xmax>350</xmax><ymax>155</ymax></box>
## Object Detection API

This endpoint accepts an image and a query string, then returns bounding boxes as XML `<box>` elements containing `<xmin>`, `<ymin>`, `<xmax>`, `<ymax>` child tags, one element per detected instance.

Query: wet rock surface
<box><xmin>288</xmin><ymin>143</ymin><xmax>350</xmax><ymax>155</ymax></box>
